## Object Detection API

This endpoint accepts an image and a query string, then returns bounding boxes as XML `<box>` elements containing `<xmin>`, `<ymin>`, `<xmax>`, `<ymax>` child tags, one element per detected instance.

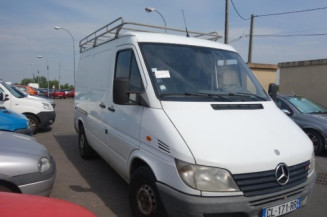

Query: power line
<box><xmin>229</xmin><ymin>32</ymin><xmax>327</xmax><ymax>43</ymax></box>
<box><xmin>230</xmin><ymin>0</ymin><xmax>251</xmax><ymax>20</ymax></box>
<box><xmin>253</xmin><ymin>33</ymin><xmax>327</xmax><ymax>37</ymax></box>
<box><xmin>230</xmin><ymin>0</ymin><xmax>327</xmax><ymax>20</ymax></box>
<box><xmin>256</xmin><ymin>6</ymin><xmax>327</xmax><ymax>18</ymax></box>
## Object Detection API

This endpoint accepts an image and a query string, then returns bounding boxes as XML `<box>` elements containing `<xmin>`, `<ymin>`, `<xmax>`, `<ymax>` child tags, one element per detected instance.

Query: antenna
<box><xmin>182</xmin><ymin>9</ymin><xmax>190</xmax><ymax>37</ymax></box>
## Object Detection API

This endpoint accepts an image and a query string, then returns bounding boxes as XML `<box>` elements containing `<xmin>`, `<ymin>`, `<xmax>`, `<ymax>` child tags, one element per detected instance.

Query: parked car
<box><xmin>75</xmin><ymin>18</ymin><xmax>315</xmax><ymax>217</ymax></box>
<box><xmin>0</xmin><ymin>106</ymin><xmax>32</xmax><ymax>136</ymax></box>
<box><xmin>12</xmin><ymin>86</ymin><xmax>56</xmax><ymax>109</ymax></box>
<box><xmin>0</xmin><ymin>192</ymin><xmax>96</xmax><ymax>217</ymax></box>
<box><xmin>38</xmin><ymin>88</ymin><xmax>50</xmax><ymax>97</ymax></box>
<box><xmin>51</xmin><ymin>89</ymin><xmax>66</xmax><ymax>99</ymax></box>
<box><xmin>0</xmin><ymin>80</ymin><xmax>56</xmax><ymax>134</ymax></box>
<box><xmin>0</xmin><ymin>131</ymin><xmax>56</xmax><ymax>196</ymax></box>
<box><xmin>276</xmin><ymin>95</ymin><xmax>327</xmax><ymax>154</ymax></box>
<box><xmin>15</xmin><ymin>84</ymin><xmax>38</xmax><ymax>96</ymax></box>
<box><xmin>66</xmin><ymin>89</ymin><xmax>75</xmax><ymax>98</ymax></box>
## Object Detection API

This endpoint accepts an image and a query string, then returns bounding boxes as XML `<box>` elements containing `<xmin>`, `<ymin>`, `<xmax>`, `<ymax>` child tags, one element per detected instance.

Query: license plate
<box><xmin>262</xmin><ymin>198</ymin><xmax>301</xmax><ymax>217</ymax></box>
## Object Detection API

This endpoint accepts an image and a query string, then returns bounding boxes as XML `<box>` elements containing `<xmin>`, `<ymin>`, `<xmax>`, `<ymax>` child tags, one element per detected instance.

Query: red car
<box><xmin>51</xmin><ymin>89</ymin><xmax>66</xmax><ymax>99</ymax></box>
<box><xmin>0</xmin><ymin>192</ymin><xmax>96</xmax><ymax>217</ymax></box>
<box><xmin>66</xmin><ymin>89</ymin><xmax>75</xmax><ymax>98</ymax></box>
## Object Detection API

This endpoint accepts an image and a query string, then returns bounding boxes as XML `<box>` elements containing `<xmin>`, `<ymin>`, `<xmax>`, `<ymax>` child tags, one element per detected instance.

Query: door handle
<box><xmin>99</xmin><ymin>103</ymin><xmax>106</xmax><ymax>108</ymax></box>
<box><xmin>108</xmin><ymin>106</ymin><xmax>115</xmax><ymax>112</ymax></box>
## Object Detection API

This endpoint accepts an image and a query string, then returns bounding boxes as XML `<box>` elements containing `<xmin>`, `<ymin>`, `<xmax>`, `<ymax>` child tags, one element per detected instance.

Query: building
<box><xmin>248</xmin><ymin>63</ymin><xmax>278</xmax><ymax>91</ymax></box>
<box><xmin>279</xmin><ymin>59</ymin><xmax>327</xmax><ymax>107</ymax></box>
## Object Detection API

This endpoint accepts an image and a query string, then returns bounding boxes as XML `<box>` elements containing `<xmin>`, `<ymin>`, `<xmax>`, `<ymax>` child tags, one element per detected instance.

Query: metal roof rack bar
<box><xmin>79</xmin><ymin>17</ymin><xmax>222</xmax><ymax>52</ymax></box>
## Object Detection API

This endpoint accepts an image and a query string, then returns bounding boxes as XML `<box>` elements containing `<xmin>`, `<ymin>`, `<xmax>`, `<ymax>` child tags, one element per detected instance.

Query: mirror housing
<box><xmin>268</xmin><ymin>83</ymin><xmax>278</xmax><ymax>102</ymax></box>
<box><xmin>0</xmin><ymin>92</ymin><xmax>7</xmax><ymax>101</ymax></box>
<box><xmin>113</xmin><ymin>77</ymin><xmax>130</xmax><ymax>105</ymax></box>
<box><xmin>281</xmin><ymin>109</ymin><xmax>292</xmax><ymax>116</ymax></box>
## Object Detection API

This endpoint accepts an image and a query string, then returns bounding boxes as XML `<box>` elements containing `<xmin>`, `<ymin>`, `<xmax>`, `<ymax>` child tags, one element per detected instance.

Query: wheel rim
<box><xmin>29</xmin><ymin>118</ymin><xmax>36</xmax><ymax>130</ymax></box>
<box><xmin>306</xmin><ymin>132</ymin><xmax>319</xmax><ymax>151</ymax></box>
<box><xmin>79</xmin><ymin>133</ymin><xmax>85</xmax><ymax>153</ymax></box>
<box><xmin>136</xmin><ymin>184</ymin><xmax>157</xmax><ymax>216</ymax></box>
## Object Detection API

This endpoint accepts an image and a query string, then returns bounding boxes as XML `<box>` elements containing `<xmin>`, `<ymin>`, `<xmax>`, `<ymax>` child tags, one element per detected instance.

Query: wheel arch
<box><xmin>303</xmin><ymin>127</ymin><xmax>325</xmax><ymax>145</ymax></box>
<box><xmin>0</xmin><ymin>179</ymin><xmax>21</xmax><ymax>193</ymax></box>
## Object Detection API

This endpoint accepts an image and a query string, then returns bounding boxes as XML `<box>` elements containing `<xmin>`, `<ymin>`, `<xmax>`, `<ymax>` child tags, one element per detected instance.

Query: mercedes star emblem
<box><xmin>275</xmin><ymin>163</ymin><xmax>289</xmax><ymax>185</ymax></box>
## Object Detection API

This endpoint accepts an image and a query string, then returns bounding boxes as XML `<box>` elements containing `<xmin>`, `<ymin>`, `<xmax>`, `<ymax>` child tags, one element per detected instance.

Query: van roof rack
<box><xmin>79</xmin><ymin>17</ymin><xmax>222</xmax><ymax>52</ymax></box>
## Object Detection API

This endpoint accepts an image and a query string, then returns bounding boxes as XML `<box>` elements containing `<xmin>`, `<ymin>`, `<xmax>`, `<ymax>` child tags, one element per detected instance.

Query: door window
<box><xmin>114</xmin><ymin>49</ymin><xmax>144</xmax><ymax>103</ymax></box>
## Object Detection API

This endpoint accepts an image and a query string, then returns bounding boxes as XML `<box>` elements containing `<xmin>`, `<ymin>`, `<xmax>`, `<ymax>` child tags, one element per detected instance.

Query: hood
<box><xmin>162</xmin><ymin>101</ymin><xmax>313</xmax><ymax>174</ymax></box>
<box><xmin>0</xmin><ymin>131</ymin><xmax>48</xmax><ymax>158</ymax></box>
<box><xmin>310</xmin><ymin>113</ymin><xmax>327</xmax><ymax>122</ymax></box>
<box><xmin>0</xmin><ymin>108</ymin><xmax>28</xmax><ymax>131</ymax></box>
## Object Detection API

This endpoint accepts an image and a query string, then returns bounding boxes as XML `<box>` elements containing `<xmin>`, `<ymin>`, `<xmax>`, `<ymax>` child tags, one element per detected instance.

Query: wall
<box><xmin>248</xmin><ymin>63</ymin><xmax>278</xmax><ymax>91</ymax></box>
<box><xmin>279</xmin><ymin>59</ymin><xmax>327</xmax><ymax>107</ymax></box>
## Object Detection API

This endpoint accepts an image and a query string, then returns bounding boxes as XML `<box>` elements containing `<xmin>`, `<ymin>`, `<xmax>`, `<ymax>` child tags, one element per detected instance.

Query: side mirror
<box><xmin>113</xmin><ymin>77</ymin><xmax>130</xmax><ymax>105</ymax></box>
<box><xmin>0</xmin><ymin>92</ymin><xmax>7</xmax><ymax>101</ymax></box>
<box><xmin>281</xmin><ymin>109</ymin><xmax>292</xmax><ymax>116</ymax></box>
<box><xmin>268</xmin><ymin>83</ymin><xmax>278</xmax><ymax>102</ymax></box>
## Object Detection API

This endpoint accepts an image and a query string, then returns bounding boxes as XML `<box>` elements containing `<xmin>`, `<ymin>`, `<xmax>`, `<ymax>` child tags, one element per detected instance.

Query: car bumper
<box><xmin>37</xmin><ymin>111</ymin><xmax>56</xmax><ymax>128</ymax></box>
<box><xmin>157</xmin><ymin>172</ymin><xmax>316</xmax><ymax>217</ymax></box>
<box><xmin>14</xmin><ymin>128</ymin><xmax>33</xmax><ymax>136</ymax></box>
<box><xmin>12</xmin><ymin>157</ymin><xmax>56</xmax><ymax>196</ymax></box>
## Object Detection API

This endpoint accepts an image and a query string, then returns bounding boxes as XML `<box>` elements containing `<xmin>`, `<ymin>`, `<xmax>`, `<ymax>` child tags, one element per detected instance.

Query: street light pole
<box><xmin>145</xmin><ymin>7</ymin><xmax>167</xmax><ymax>32</ymax></box>
<box><xmin>37</xmin><ymin>56</ymin><xmax>50</xmax><ymax>96</ymax></box>
<box><xmin>30</xmin><ymin>63</ymin><xmax>40</xmax><ymax>85</ymax></box>
<box><xmin>54</xmin><ymin>27</ymin><xmax>76</xmax><ymax>88</ymax></box>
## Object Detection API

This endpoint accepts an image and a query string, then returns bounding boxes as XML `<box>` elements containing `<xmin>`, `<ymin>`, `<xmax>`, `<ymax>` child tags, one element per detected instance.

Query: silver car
<box><xmin>0</xmin><ymin>131</ymin><xmax>56</xmax><ymax>196</ymax></box>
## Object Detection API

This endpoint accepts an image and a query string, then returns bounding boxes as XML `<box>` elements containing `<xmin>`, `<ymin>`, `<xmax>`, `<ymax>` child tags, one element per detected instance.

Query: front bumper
<box><xmin>37</xmin><ymin>111</ymin><xmax>56</xmax><ymax>128</ymax></box>
<box><xmin>14</xmin><ymin>128</ymin><xmax>33</xmax><ymax>136</ymax></box>
<box><xmin>157</xmin><ymin>172</ymin><xmax>316</xmax><ymax>217</ymax></box>
<box><xmin>12</xmin><ymin>157</ymin><xmax>56</xmax><ymax>196</ymax></box>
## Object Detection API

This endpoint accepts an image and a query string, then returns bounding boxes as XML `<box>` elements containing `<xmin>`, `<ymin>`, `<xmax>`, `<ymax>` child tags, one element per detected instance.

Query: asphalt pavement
<box><xmin>33</xmin><ymin>99</ymin><xmax>327</xmax><ymax>217</ymax></box>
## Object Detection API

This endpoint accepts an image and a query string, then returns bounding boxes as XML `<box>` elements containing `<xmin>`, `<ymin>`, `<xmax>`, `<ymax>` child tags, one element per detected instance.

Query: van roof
<box><xmin>120</xmin><ymin>31</ymin><xmax>236</xmax><ymax>52</ymax></box>
<box><xmin>79</xmin><ymin>17</ymin><xmax>234</xmax><ymax>53</ymax></box>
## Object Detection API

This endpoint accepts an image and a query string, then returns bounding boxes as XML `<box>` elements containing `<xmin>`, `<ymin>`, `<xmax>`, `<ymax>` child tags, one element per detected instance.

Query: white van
<box><xmin>0</xmin><ymin>80</ymin><xmax>55</xmax><ymax>134</ymax></box>
<box><xmin>74</xmin><ymin>18</ymin><xmax>315</xmax><ymax>217</ymax></box>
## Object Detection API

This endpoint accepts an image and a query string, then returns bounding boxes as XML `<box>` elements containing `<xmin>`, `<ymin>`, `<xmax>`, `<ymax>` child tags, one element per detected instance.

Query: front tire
<box><xmin>129</xmin><ymin>167</ymin><xmax>167</xmax><ymax>217</ymax></box>
<box><xmin>305</xmin><ymin>129</ymin><xmax>324</xmax><ymax>155</ymax></box>
<box><xmin>25</xmin><ymin>114</ymin><xmax>39</xmax><ymax>134</ymax></box>
<box><xmin>78</xmin><ymin>125</ymin><xmax>94</xmax><ymax>159</ymax></box>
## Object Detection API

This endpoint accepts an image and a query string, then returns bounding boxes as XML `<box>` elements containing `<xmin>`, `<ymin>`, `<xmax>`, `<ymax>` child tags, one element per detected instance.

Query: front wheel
<box><xmin>25</xmin><ymin>114</ymin><xmax>39</xmax><ymax>134</ymax></box>
<box><xmin>129</xmin><ymin>167</ymin><xmax>167</xmax><ymax>217</ymax></box>
<box><xmin>305</xmin><ymin>129</ymin><xmax>324</xmax><ymax>155</ymax></box>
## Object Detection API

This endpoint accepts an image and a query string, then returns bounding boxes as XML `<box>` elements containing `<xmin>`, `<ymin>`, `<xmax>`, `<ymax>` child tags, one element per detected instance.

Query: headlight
<box><xmin>175</xmin><ymin>159</ymin><xmax>239</xmax><ymax>192</ymax></box>
<box><xmin>308</xmin><ymin>151</ymin><xmax>315</xmax><ymax>177</ymax></box>
<box><xmin>38</xmin><ymin>157</ymin><xmax>51</xmax><ymax>173</ymax></box>
<box><xmin>42</xmin><ymin>102</ymin><xmax>52</xmax><ymax>110</ymax></box>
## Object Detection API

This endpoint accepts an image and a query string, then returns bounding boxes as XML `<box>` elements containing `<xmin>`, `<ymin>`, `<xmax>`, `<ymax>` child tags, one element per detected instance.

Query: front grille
<box><xmin>233</xmin><ymin>161</ymin><xmax>309</xmax><ymax>197</ymax></box>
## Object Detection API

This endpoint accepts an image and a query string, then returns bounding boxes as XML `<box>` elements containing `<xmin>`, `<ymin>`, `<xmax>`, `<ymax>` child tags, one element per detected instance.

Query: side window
<box><xmin>276</xmin><ymin>98</ymin><xmax>293</xmax><ymax>115</ymax></box>
<box><xmin>115</xmin><ymin>49</ymin><xmax>144</xmax><ymax>103</ymax></box>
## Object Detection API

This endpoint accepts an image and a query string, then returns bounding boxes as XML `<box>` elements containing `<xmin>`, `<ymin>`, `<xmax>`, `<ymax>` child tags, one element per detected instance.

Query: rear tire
<box><xmin>25</xmin><ymin>114</ymin><xmax>39</xmax><ymax>134</ymax></box>
<box><xmin>129</xmin><ymin>167</ymin><xmax>167</xmax><ymax>217</ymax></box>
<box><xmin>305</xmin><ymin>129</ymin><xmax>324</xmax><ymax>155</ymax></box>
<box><xmin>79</xmin><ymin>125</ymin><xmax>94</xmax><ymax>159</ymax></box>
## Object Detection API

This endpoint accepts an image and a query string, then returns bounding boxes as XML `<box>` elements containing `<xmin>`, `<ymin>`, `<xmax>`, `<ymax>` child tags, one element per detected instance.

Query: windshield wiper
<box><xmin>160</xmin><ymin>92</ymin><xmax>232</xmax><ymax>102</ymax></box>
<box><xmin>185</xmin><ymin>92</ymin><xmax>232</xmax><ymax>102</ymax></box>
<box><xmin>227</xmin><ymin>92</ymin><xmax>267</xmax><ymax>101</ymax></box>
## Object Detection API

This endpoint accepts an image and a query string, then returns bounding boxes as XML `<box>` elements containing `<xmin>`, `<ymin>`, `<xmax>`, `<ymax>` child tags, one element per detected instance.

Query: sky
<box><xmin>0</xmin><ymin>0</ymin><xmax>326</xmax><ymax>85</ymax></box>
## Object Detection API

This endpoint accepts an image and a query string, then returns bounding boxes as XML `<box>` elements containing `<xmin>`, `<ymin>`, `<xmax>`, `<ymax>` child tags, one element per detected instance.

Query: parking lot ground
<box><xmin>34</xmin><ymin>99</ymin><xmax>327</xmax><ymax>217</ymax></box>
<box><xmin>34</xmin><ymin>99</ymin><xmax>133</xmax><ymax>217</ymax></box>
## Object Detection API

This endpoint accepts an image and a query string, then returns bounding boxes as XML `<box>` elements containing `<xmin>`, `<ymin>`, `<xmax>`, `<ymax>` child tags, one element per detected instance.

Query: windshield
<box><xmin>1</xmin><ymin>82</ymin><xmax>25</xmax><ymax>98</ymax></box>
<box><xmin>285</xmin><ymin>96</ymin><xmax>327</xmax><ymax>114</ymax></box>
<box><xmin>140</xmin><ymin>43</ymin><xmax>269</xmax><ymax>102</ymax></box>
